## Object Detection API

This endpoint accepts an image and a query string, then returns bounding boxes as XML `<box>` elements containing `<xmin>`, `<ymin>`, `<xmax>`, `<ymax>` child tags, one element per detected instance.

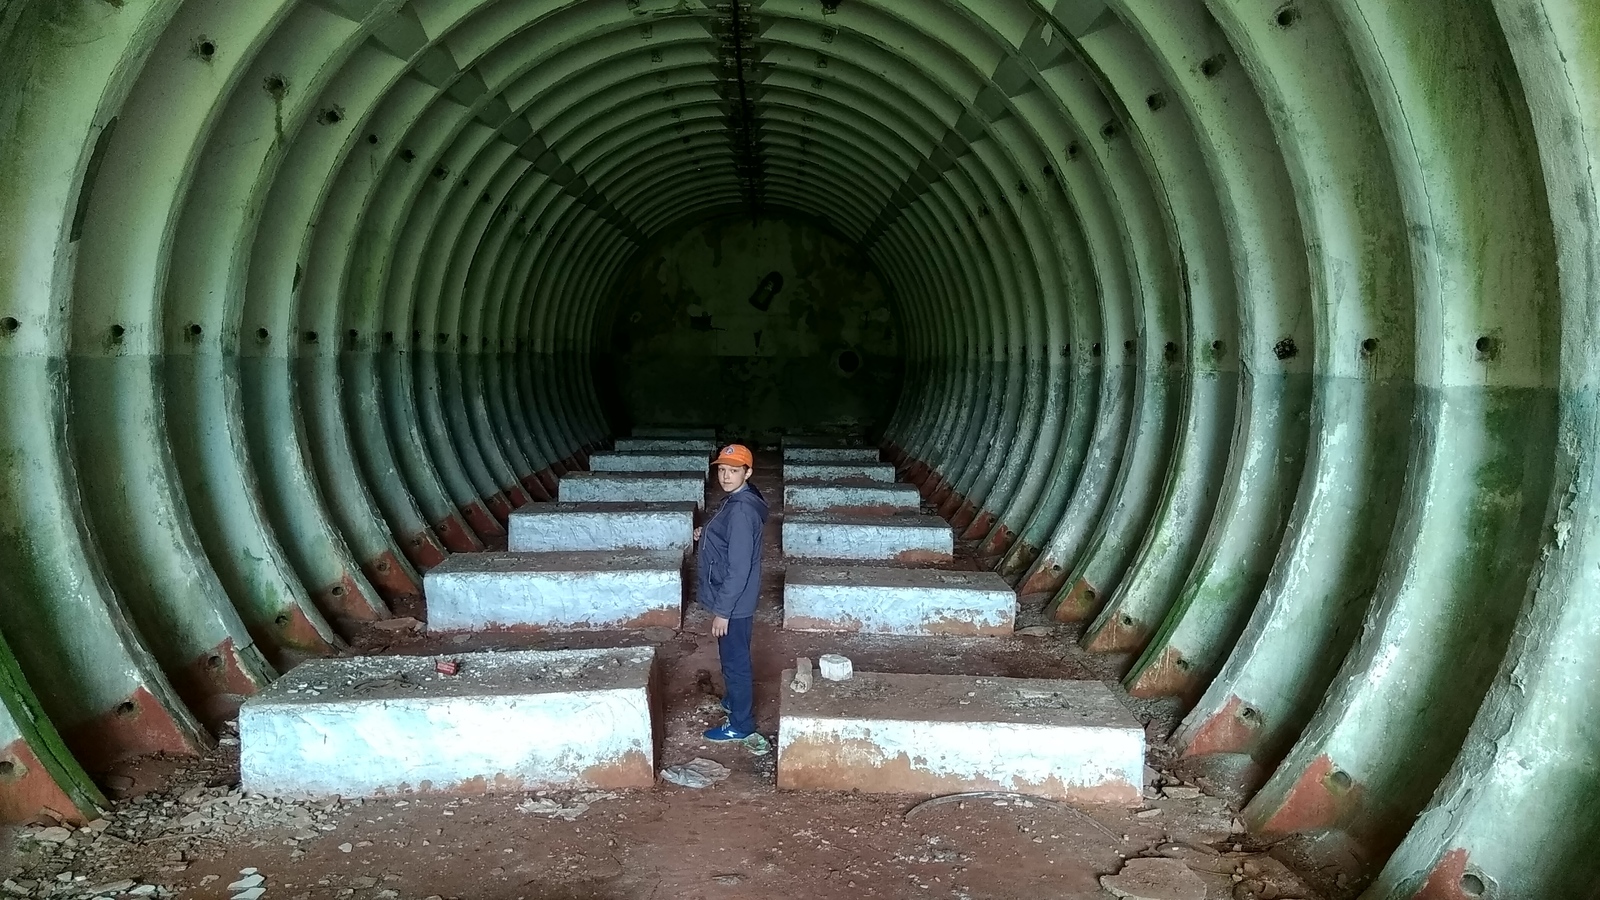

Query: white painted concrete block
<box><xmin>240</xmin><ymin>648</ymin><xmax>657</xmax><ymax>798</ymax></box>
<box><xmin>783</xmin><ymin>480</ymin><xmax>922</xmax><ymax>514</ymax></box>
<box><xmin>589</xmin><ymin>452</ymin><xmax>710</xmax><ymax>473</ymax></box>
<box><xmin>614</xmin><ymin>438</ymin><xmax>717</xmax><ymax>455</ymax></box>
<box><xmin>424</xmin><ymin>551</ymin><xmax>684</xmax><ymax>631</ymax></box>
<box><xmin>507</xmin><ymin>503</ymin><xmax>695</xmax><ymax>553</ymax></box>
<box><xmin>777</xmin><ymin>672</ymin><xmax>1143</xmax><ymax>804</ymax></box>
<box><xmin>783</xmin><ymin>513</ymin><xmax>954</xmax><ymax>562</ymax></box>
<box><xmin>784</xmin><ymin>462</ymin><xmax>896</xmax><ymax>483</ymax></box>
<box><xmin>560</xmin><ymin>472</ymin><xmax>707</xmax><ymax>506</ymax></box>
<box><xmin>783</xmin><ymin>447</ymin><xmax>882</xmax><ymax>464</ymax></box>
<box><xmin>784</xmin><ymin>566</ymin><xmax>1016</xmax><ymax>636</ymax></box>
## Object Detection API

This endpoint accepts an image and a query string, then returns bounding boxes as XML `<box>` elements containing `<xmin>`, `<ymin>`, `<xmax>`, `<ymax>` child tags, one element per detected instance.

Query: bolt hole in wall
<box><xmin>114</xmin><ymin>701</ymin><xmax>136</xmax><ymax>718</ymax></box>
<box><xmin>109</xmin><ymin>323</ymin><xmax>125</xmax><ymax>343</ymax></box>
<box><xmin>601</xmin><ymin>215</ymin><xmax>901</xmax><ymax>441</ymax></box>
<box><xmin>0</xmin><ymin>316</ymin><xmax>18</xmax><ymax>335</ymax></box>
<box><xmin>0</xmin><ymin>760</ymin><xmax>14</xmax><ymax>778</ymax></box>
<box><xmin>1460</xmin><ymin>873</ymin><xmax>1487</xmax><ymax>897</ymax></box>
<box><xmin>193</xmin><ymin>37</ymin><xmax>216</xmax><ymax>61</ymax></box>
<box><xmin>1274</xmin><ymin>4</ymin><xmax>1300</xmax><ymax>28</ymax></box>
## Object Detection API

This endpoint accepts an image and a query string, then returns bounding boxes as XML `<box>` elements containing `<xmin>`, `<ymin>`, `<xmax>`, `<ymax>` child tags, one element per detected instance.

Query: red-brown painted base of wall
<box><xmin>364</xmin><ymin>549</ymin><xmax>422</xmax><ymax>600</ymax></box>
<box><xmin>168</xmin><ymin>638</ymin><xmax>263</xmax><ymax>731</ymax></box>
<box><xmin>62</xmin><ymin>686</ymin><xmax>204</xmax><ymax>775</ymax></box>
<box><xmin>460</xmin><ymin>501</ymin><xmax>506</xmax><ymax>542</ymax></box>
<box><xmin>961</xmin><ymin>508</ymin><xmax>995</xmax><ymax>540</ymax></box>
<box><xmin>0</xmin><ymin>739</ymin><xmax>89</xmax><ymax>826</ymax></box>
<box><xmin>979</xmin><ymin>522</ymin><xmax>1016</xmax><ymax>557</ymax></box>
<box><xmin>520</xmin><ymin>473</ymin><xmax>554</xmax><ymax>502</ymax></box>
<box><xmin>1019</xmin><ymin>556</ymin><xmax>1068</xmax><ymax>596</ymax></box>
<box><xmin>432</xmin><ymin>515</ymin><xmax>483</xmax><ymax>553</ymax></box>
<box><xmin>485</xmin><ymin>492</ymin><xmax>514</xmax><ymax>523</ymax></box>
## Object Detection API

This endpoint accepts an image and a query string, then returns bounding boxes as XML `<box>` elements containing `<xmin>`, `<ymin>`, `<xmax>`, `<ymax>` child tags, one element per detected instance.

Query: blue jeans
<box><xmin>718</xmin><ymin>615</ymin><xmax>756</xmax><ymax>734</ymax></box>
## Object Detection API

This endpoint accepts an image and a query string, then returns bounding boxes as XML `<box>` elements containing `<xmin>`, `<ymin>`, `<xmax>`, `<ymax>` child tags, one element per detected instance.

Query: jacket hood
<box><xmin>728</xmin><ymin>483</ymin><xmax>770</xmax><ymax>522</ymax></box>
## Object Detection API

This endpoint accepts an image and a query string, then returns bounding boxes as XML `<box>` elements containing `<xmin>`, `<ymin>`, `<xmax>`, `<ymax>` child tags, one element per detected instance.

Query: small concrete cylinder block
<box><xmin>818</xmin><ymin>654</ymin><xmax>853</xmax><ymax>681</ymax></box>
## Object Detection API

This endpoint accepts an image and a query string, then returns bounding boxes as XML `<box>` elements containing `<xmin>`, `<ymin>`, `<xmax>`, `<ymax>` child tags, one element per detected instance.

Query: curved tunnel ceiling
<box><xmin>1</xmin><ymin>0</ymin><xmax>1597</xmax><ymax>895</ymax></box>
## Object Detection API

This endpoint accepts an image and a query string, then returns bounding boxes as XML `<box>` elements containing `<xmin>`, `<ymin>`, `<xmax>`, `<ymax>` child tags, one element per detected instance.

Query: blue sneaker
<box><xmin>703</xmin><ymin>724</ymin><xmax>752</xmax><ymax>742</ymax></box>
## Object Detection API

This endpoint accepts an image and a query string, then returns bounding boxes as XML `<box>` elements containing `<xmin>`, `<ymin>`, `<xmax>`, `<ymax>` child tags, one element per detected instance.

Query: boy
<box><xmin>694</xmin><ymin>444</ymin><xmax>769</xmax><ymax>741</ymax></box>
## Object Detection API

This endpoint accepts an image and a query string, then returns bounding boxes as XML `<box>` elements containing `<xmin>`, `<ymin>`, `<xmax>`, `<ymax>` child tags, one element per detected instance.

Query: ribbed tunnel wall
<box><xmin>0</xmin><ymin>0</ymin><xmax>1596</xmax><ymax>896</ymax></box>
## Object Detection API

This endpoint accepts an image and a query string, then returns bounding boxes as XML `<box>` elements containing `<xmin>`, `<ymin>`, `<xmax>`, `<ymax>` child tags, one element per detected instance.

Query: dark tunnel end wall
<box><xmin>599</xmin><ymin>214</ymin><xmax>902</xmax><ymax>442</ymax></box>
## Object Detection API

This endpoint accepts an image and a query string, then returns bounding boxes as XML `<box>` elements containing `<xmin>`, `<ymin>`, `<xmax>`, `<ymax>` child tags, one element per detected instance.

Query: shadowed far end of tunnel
<box><xmin>1</xmin><ymin>0</ymin><xmax>1599</xmax><ymax>897</ymax></box>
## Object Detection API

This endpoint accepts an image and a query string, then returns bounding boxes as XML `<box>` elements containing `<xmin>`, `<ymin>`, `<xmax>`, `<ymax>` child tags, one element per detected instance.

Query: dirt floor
<box><xmin>1</xmin><ymin>459</ymin><xmax>1327</xmax><ymax>900</ymax></box>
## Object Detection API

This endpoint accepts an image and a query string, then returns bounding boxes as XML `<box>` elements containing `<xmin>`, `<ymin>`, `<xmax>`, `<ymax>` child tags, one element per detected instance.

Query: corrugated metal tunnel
<box><xmin>0</xmin><ymin>0</ymin><xmax>1595</xmax><ymax>895</ymax></box>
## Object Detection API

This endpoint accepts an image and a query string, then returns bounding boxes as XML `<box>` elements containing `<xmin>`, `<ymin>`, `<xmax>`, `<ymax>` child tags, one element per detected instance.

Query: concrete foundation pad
<box><xmin>589</xmin><ymin>452</ymin><xmax>710</xmax><ymax>473</ymax></box>
<box><xmin>777</xmin><ymin>672</ymin><xmax>1143</xmax><ymax>804</ymax></box>
<box><xmin>784</xmin><ymin>479</ymin><xmax>922</xmax><ymax>514</ymax></box>
<box><xmin>508</xmin><ymin>503</ymin><xmax>696</xmax><ymax>553</ymax></box>
<box><xmin>783</xmin><ymin>513</ymin><xmax>954</xmax><ymax>562</ymax></box>
<box><xmin>560</xmin><ymin>472</ymin><xmax>707</xmax><ymax>506</ymax></box>
<box><xmin>783</xmin><ymin>447</ymin><xmax>883</xmax><ymax>464</ymax></box>
<box><xmin>613</xmin><ymin>438</ymin><xmax>718</xmax><ymax>455</ymax></box>
<box><xmin>424</xmin><ymin>551</ymin><xmax>684</xmax><ymax>631</ymax></box>
<box><xmin>785</xmin><ymin>462</ymin><xmax>897</xmax><ymax>483</ymax></box>
<box><xmin>784</xmin><ymin>566</ymin><xmax>1016</xmax><ymax>635</ymax></box>
<box><xmin>240</xmin><ymin>648</ymin><xmax>657</xmax><ymax>798</ymax></box>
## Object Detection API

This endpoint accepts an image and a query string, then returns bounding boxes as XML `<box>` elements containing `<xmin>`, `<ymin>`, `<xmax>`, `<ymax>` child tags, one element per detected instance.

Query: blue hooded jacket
<box><xmin>696</xmin><ymin>483</ymin><xmax>769</xmax><ymax>619</ymax></box>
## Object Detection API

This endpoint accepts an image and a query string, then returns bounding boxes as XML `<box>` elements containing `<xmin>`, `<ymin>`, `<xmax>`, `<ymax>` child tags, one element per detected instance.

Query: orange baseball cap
<box><xmin>713</xmin><ymin>444</ymin><xmax>754</xmax><ymax>469</ymax></box>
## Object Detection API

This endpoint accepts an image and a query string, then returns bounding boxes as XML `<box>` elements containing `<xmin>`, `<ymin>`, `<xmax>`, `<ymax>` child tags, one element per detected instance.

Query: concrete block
<box><xmin>424</xmin><ymin>551</ymin><xmax>684</xmax><ymax>631</ymax></box>
<box><xmin>777</xmin><ymin>672</ymin><xmax>1143</xmax><ymax>804</ymax></box>
<box><xmin>784</xmin><ymin>479</ymin><xmax>922</xmax><ymax>514</ymax></box>
<box><xmin>560</xmin><ymin>472</ymin><xmax>707</xmax><ymax>506</ymax></box>
<box><xmin>507</xmin><ymin>503</ymin><xmax>695</xmax><ymax>553</ymax></box>
<box><xmin>613</xmin><ymin>438</ymin><xmax>717</xmax><ymax>455</ymax></box>
<box><xmin>784</xmin><ymin>566</ymin><xmax>1016</xmax><ymax>635</ymax></box>
<box><xmin>818</xmin><ymin>654</ymin><xmax>853</xmax><ymax>681</ymax></box>
<box><xmin>783</xmin><ymin>447</ymin><xmax>882</xmax><ymax>463</ymax></box>
<box><xmin>785</xmin><ymin>462</ymin><xmax>896</xmax><ymax>482</ymax></box>
<box><xmin>240</xmin><ymin>648</ymin><xmax>657</xmax><ymax>798</ymax></box>
<box><xmin>783</xmin><ymin>513</ymin><xmax>954</xmax><ymax>562</ymax></box>
<box><xmin>589</xmin><ymin>452</ymin><xmax>710</xmax><ymax>473</ymax></box>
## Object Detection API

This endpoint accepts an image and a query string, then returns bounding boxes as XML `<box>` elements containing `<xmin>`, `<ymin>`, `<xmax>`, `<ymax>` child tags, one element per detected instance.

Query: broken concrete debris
<box><xmin>661</xmin><ymin>758</ymin><xmax>731</xmax><ymax>789</ymax></box>
<box><xmin>791</xmin><ymin>656</ymin><xmax>814</xmax><ymax>693</ymax></box>
<box><xmin>1099</xmin><ymin>857</ymin><xmax>1207</xmax><ymax>900</ymax></box>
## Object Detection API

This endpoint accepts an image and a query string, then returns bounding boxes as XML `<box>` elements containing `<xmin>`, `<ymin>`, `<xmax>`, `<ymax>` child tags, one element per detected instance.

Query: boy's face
<box><xmin>715</xmin><ymin>464</ymin><xmax>751</xmax><ymax>493</ymax></box>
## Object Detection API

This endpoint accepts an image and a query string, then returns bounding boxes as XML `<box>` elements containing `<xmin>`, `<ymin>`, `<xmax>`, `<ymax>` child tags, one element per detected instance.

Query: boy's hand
<box><xmin>694</xmin><ymin>527</ymin><xmax>703</xmax><ymax>542</ymax></box>
<box><xmin>712</xmin><ymin>616</ymin><xmax>730</xmax><ymax>637</ymax></box>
